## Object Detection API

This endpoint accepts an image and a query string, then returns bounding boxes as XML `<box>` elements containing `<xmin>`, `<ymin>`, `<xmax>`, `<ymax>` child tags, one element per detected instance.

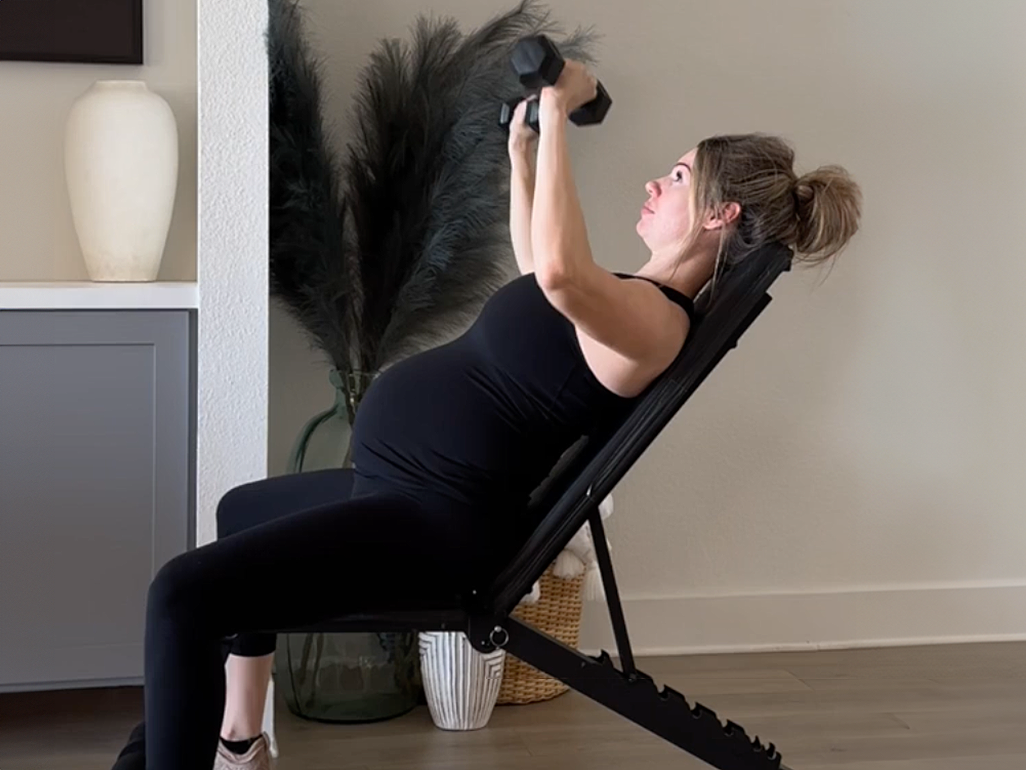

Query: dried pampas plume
<box><xmin>268</xmin><ymin>0</ymin><xmax>598</xmax><ymax>374</ymax></box>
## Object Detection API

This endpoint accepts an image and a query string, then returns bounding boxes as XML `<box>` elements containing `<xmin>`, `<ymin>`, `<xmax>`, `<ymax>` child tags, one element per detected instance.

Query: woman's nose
<box><xmin>645</xmin><ymin>180</ymin><xmax>659</xmax><ymax>197</ymax></box>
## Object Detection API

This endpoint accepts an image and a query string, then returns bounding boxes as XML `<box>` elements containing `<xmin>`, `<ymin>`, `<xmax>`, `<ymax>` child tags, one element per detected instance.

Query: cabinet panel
<box><xmin>0</xmin><ymin>310</ymin><xmax>192</xmax><ymax>689</ymax></box>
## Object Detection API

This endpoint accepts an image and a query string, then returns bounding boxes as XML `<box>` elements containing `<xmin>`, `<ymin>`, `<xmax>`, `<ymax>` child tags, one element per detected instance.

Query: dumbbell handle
<box><xmin>500</xmin><ymin>86</ymin><xmax>611</xmax><ymax>134</ymax></box>
<box><xmin>498</xmin><ymin>97</ymin><xmax>541</xmax><ymax>134</ymax></box>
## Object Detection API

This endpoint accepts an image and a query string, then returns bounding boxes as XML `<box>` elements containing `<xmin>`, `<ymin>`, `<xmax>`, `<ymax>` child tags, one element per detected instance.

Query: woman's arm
<box><xmin>530</xmin><ymin>90</ymin><xmax>592</xmax><ymax>287</ymax></box>
<box><xmin>508</xmin><ymin>98</ymin><xmax>539</xmax><ymax>275</ymax></box>
<box><xmin>531</xmin><ymin>79</ymin><xmax>687</xmax><ymax>368</ymax></box>
<box><xmin>509</xmin><ymin>149</ymin><xmax>537</xmax><ymax>275</ymax></box>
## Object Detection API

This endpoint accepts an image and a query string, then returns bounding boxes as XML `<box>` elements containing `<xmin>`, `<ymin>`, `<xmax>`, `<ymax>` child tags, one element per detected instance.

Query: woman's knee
<box><xmin>216</xmin><ymin>483</ymin><xmax>260</xmax><ymax>538</ymax></box>
<box><xmin>147</xmin><ymin>550</ymin><xmax>209</xmax><ymax>621</ymax></box>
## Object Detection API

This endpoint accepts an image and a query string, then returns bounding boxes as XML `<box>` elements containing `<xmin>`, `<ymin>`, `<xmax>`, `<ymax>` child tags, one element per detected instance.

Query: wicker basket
<box><xmin>497</xmin><ymin>566</ymin><xmax>585</xmax><ymax>705</ymax></box>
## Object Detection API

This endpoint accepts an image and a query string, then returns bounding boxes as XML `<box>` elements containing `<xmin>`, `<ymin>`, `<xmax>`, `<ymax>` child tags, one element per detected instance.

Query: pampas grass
<box><xmin>268</xmin><ymin>0</ymin><xmax>598</xmax><ymax>374</ymax></box>
<box><xmin>269</xmin><ymin>0</ymin><xmax>353</xmax><ymax>372</ymax></box>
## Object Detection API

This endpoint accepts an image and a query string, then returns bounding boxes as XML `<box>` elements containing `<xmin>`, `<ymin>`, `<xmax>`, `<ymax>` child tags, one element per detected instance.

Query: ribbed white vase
<box><xmin>64</xmin><ymin>80</ymin><xmax>179</xmax><ymax>282</ymax></box>
<box><xmin>419</xmin><ymin>632</ymin><xmax>506</xmax><ymax>731</ymax></box>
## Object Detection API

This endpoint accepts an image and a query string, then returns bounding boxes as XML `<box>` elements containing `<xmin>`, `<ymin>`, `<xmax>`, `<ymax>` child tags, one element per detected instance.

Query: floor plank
<box><xmin>1</xmin><ymin>641</ymin><xmax>1023</xmax><ymax>769</ymax></box>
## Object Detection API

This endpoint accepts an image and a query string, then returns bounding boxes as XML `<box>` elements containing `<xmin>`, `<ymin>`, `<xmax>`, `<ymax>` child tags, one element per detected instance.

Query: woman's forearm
<box><xmin>509</xmin><ymin>150</ymin><xmax>536</xmax><ymax>274</ymax></box>
<box><xmin>531</xmin><ymin>92</ymin><xmax>594</xmax><ymax>286</ymax></box>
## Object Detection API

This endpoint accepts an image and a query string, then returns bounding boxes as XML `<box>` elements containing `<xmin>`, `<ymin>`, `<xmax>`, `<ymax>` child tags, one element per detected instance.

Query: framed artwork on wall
<box><xmin>0</xmin><ymin>0</ymin><xmax>143</xmax><ymax>64</ymax></box>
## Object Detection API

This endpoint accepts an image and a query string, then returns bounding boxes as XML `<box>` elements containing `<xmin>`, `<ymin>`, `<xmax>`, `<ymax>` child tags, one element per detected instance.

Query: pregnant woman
<box><xmin>112</xmin><ymin>58</ymin><xmax>860</xmax><ymax>770</ymax></box>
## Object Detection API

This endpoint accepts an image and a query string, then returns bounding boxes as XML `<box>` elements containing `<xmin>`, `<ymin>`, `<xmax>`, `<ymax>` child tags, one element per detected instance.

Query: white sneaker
<box><xmin>213</xmin><ymin>734</ymin><xmax>272</xmax><ymax>770</ymax></box>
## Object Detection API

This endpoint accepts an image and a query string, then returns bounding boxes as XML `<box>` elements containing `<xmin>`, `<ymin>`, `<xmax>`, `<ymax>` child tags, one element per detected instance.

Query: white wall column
<box><xmin>196</xmin><ymin>0</ymin><xmax>269</xmax><ymax>544</ymax></box>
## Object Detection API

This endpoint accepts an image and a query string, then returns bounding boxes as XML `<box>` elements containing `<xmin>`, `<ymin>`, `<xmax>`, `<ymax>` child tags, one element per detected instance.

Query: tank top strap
<box><xmin>614</xmin><ymin>272</ymin><xmax>696</xmax><ymax>322</ymax></box>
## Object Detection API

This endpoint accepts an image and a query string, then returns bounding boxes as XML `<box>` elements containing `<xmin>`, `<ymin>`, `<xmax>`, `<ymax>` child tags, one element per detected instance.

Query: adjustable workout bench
<box><xmin>280</xmin><ymin>242</ymin><xmax>795</xmax><ymax>770</ymax></box>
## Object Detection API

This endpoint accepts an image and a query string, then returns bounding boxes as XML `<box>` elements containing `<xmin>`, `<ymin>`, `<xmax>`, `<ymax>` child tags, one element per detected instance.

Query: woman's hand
<box><xmin>507</xmin><ymin>96</ymin><xmax>539</xmax><ymax>156</ymax></box>
<box><xmin>540</xmin><ymin>59</ymin><xmax>599</xmax><ymax>118</ymax></box>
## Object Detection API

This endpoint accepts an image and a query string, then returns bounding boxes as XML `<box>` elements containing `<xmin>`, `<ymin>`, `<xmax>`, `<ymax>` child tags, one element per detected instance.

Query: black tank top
<box><xmin>350</xmin><ymin>272</ymin><xmax>695</xmax><ymax>511</ymax></box>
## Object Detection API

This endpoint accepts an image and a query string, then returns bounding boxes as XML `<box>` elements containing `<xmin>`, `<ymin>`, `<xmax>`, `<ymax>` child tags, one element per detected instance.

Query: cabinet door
<box><xmin>0</xmin><ymin>310</ymin><xmax>192</xmax><ymax>690</ymax></box>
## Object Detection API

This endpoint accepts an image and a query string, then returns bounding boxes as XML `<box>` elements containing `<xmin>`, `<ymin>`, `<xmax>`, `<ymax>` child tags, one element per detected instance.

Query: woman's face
<box><xmin>636</xmin><ymin>148</ymin><xmax>698</xmax><ymax>255</ymax></box>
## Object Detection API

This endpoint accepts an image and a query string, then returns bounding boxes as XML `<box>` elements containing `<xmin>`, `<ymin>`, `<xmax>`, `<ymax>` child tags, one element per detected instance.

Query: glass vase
<box><xmin>274</xmin><ymin>368</ymin><xmax>421</xmax><ymax>723</ymax></box>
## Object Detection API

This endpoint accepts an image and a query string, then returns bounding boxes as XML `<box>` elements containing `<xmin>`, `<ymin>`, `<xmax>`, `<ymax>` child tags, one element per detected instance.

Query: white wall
<box><xmin>271</xmin><ymin>0</ymin><xmax>1026</xmax><ymax>652</ymax></box>
<box><xmin>196</xmin><ymin>0</ymin><xmax>269</xmax><ymax>545</ymax></box>
<box><xmin>0</xmin><ymin>0</ymin><xmax>264</xmax><ymax>548</ymax></box>
<box><xmin>0</xmin><ymin>0</ymin><xmax>197</xmax><ymax>282</ymax></box>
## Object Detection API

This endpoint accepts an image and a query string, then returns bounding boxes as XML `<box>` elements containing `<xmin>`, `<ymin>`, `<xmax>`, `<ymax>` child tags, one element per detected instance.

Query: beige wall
<box><xmin>271</xmin><ymin>0</ymin><xmax>1026</xmax><ymax>651</ymax></box>
<box><xmin>0</xmin><ymin>0</ymin><xmax>197</xmax><ymax>281</ymax></box>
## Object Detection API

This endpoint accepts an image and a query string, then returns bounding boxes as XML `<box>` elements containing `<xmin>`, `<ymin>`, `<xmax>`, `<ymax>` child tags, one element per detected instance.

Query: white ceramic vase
<box><xmin>64</xmin><ymin>80</ymin><xmax>179</xmax><ymax>282</ymax></box>
<box><xmin>419</xmin><ymin>631</ymin><xmax>506</xmax><ymax>731</ymax></box>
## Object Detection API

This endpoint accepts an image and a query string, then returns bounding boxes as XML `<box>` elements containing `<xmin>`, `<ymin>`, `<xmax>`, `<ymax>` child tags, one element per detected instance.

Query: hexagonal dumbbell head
<box><xmin>511</xmin><ymin>35</ymin><xmax>565</xmax><ymax>90</ymax></box>
<box><xmin>570</xmin><ymin>82</ymin><xmax>613</xmax><ymax>126</ymax></box>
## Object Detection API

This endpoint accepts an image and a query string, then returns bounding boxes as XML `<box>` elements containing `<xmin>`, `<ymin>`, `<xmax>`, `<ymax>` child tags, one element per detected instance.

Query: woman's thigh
<box><xmin>153</xmin><ymin>488</ymin><xmax>482</xmax><ymax>641</ymax></box>
<box><xmin>216</xmin><ymin>468</ymin><xmax>356</xmax><ymax>538</ymax></box>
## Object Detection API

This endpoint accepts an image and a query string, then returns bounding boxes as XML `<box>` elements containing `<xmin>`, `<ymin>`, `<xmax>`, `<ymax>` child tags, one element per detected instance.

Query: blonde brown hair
<box><xmin>685</xmin><ymin>133</ymin><xmax>862</xmax><ymax>299</ymax></box>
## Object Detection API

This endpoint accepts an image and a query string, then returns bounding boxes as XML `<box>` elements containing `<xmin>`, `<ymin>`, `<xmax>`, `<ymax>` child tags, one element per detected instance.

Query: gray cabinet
<box><xmin>0</xmin><ymin>310</ymin><xmax>193</xmax><ymax>690</ymax></box>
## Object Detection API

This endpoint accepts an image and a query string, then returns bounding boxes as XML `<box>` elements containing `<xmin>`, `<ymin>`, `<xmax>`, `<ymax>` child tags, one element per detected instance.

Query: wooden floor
<box><xmin>2</xmin><ymin>642</ymin><xmax>1025</xmax><ymax>769</ymax></box>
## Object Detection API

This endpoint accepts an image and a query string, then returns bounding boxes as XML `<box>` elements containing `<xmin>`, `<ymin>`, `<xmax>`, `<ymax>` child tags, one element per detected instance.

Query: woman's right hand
<box><xmin>508</xmin><ymin>96</ymin><xmax>539</xmax><ymax>157</ymax></box>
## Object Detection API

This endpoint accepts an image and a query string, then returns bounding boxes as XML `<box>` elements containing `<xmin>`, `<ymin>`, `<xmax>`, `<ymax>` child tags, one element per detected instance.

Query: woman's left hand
<box><xmin>542</xmin><ymin>59</ymin><xmax>599</xmax><ymax>117</ymax></box>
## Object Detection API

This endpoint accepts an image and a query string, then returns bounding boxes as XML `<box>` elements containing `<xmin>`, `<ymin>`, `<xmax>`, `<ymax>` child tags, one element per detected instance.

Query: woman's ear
<box><xmin>703</xmin><ymin>202</ymin><xmax>741</xmax><ymax>231</ymax></box>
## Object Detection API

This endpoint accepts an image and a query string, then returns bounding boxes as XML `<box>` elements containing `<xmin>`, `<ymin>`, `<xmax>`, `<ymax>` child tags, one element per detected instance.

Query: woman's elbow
<box><xmin>534</xmin><ymin>254</ymin><xmax>578</xmax><ymax>293</ymax></box>
<box><xmin>536</xmin><ymin>265</ymin><xmax>567</xmax><ymax>293</ymax></box>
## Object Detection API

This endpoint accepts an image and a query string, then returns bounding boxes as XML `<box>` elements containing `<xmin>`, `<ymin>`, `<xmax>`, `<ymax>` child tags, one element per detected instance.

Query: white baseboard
<box><xmin>578</xmin><ymin>581</ymin><xmax>1026</xmax><ymax>656</ymax></box>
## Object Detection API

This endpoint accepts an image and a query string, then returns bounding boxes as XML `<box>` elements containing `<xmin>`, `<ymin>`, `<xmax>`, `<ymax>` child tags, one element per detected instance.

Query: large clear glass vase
<box><xmin>274</xmin><ymin>368</ymin><xmax>421</xmax><ymax>723</ymax></box>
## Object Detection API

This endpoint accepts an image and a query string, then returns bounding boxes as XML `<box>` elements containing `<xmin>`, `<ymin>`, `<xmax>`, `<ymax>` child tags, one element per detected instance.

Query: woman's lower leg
<box><xmin>221</xmin><ymin>653</ymin><xmax>274</xmax><ymax>741</ymax></box>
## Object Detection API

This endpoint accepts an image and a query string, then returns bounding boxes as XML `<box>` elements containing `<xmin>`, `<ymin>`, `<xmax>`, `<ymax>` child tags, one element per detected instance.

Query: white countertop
<box><xmin>0</xmin><ymin>281</ymin><xmax>198</xmax><ymax>310</ymax></box>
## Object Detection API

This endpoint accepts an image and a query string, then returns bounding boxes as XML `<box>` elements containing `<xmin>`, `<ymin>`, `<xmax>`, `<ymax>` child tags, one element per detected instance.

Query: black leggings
<box><xmin>113</xmin><ymin>469</ymin><xmax>506</xmax><ymax>770</ymax></box>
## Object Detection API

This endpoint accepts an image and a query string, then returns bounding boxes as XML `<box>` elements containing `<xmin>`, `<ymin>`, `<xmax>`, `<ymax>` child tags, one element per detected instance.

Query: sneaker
<box><xmin>213</xmin><ymin>734</ymin><xmax>272</xmax><ymax>770</ymax></box>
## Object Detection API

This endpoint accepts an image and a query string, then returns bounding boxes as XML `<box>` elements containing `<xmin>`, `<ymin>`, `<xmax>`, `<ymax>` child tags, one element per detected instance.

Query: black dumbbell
<box><xmin>512</xmin><ymin>34</ymin><xmax>612</xmax><ymax>126</ymax></box>
<box><xmin>498</xmin><ymin>34</ymin><xmax>612</xmax><ymax>133</ymax></box>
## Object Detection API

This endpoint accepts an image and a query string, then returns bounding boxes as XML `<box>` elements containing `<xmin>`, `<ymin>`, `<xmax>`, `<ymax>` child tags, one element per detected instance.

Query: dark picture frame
<box><xmin>0</xmin><ymin>0</ymin><xmax>143</xmax><ymax>65</ymax></box>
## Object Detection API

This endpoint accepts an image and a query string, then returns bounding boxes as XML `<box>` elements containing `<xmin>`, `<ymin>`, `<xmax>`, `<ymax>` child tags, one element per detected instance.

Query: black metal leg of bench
<box><xmin>502</xmin><ymin>617</ymin><xmax>791</xmax><ymax>770</ymax></box>
<box><xmin>588</xmin><ymin>510</ymin><xmax>636</xmax><ymax>677</ymax></box>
